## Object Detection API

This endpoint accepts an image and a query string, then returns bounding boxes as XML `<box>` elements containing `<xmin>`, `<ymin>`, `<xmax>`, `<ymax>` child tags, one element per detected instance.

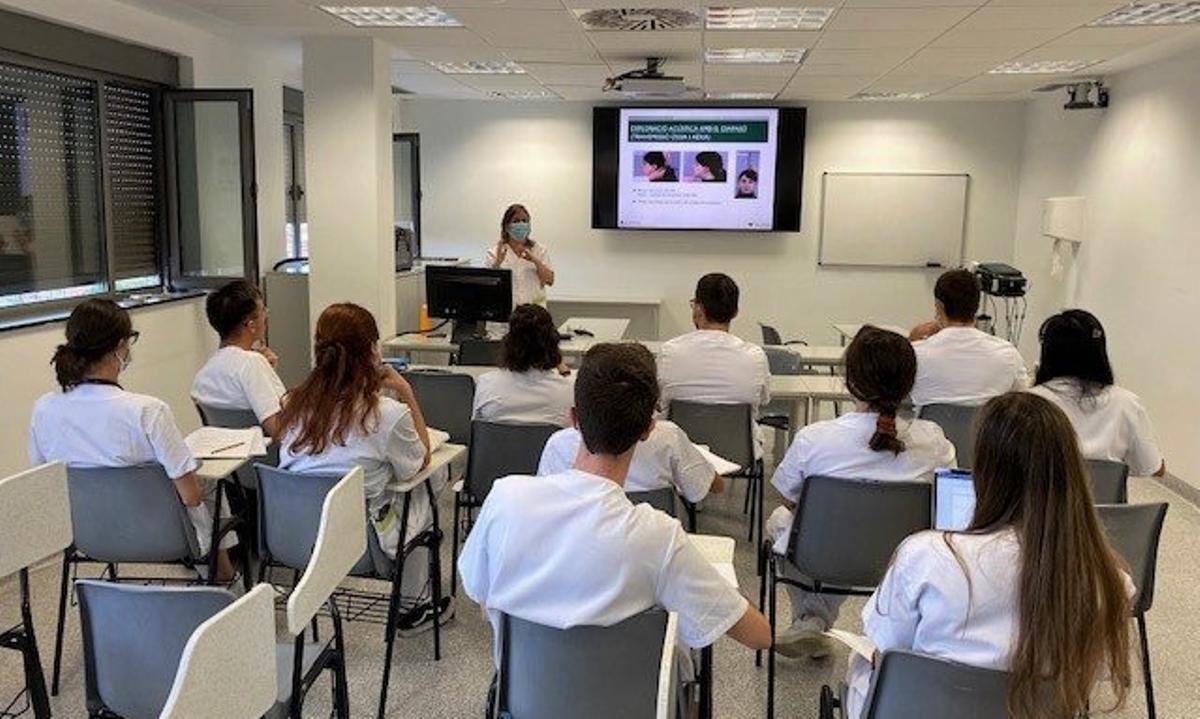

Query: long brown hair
<box><xmin>277</xmin><ymin>303</ymin><xmax>383</xmax><ymax>455</ymax></box>
<box><xmin>51</xmin><ymin>299</ymin><xmax>133</xmax><ymax>390</ymax></box>
<box><xmin>844</xmin><ymin>326</ymin><xmax>916</xmax><ymax>454</ymax></box>
<box><xmin>969</xmin><ymin>392</ymin><xmax>1131</xmax><ymax>718</ymax></box>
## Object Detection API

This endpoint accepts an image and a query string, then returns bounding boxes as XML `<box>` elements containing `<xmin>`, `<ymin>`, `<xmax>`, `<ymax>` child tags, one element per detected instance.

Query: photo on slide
<box><xmin>682</xmin><ymin>151</ymin><xmax>728</xmax><ymax>183</ymax></box>
<box><xmin>734</xmin><ymin>151</ymin><xmax>760</xmax><ymax>199</ymax></box>
<box><xmin>633</xmin><ymin>150</ymin><xmax>680</xmax><ymax>182</ymax></box>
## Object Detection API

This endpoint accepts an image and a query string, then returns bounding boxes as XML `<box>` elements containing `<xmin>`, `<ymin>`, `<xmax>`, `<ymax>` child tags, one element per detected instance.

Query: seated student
<box><xmin>191</xmin><ymin>279</ymin><xmax>286</xmax><ymax>438</ymax></box>
<box><xmin>908</xmin><ymin>269</ymin><xmax>1028</xmax><ymax>408</ymax></box>
<box><xmin>1029</xmin><ymin>309</ymin><xmax>1165</xmax><ymax>476</ymax></box>
<box><xmin>459</xmin><ymin>343</ymin><xmax>771</xmax><ymax>684</ymax></box>
<box><xmin>657</xmin><ymin>273</ymin><xmax>770</xmax><ymax>458</ymax></box>
<box><xmin>472</xmin><ymin>304</ymin><xmax>573</xmax><ymax>427</ymax></box>
<box><xmin>766</xmin><ymin>327</ymin><xmax>955</xmax><ymax>659</ymax></box>
<box><xmin>539</xmin><ymin>420</ymin><xmax>726</xmax><ymax>505</ymax></box>
<box><xmin>844</xmin><ymin>392</ymin><xmax>1133</xmax><ymax>719</ymax></box>
<box><xmin>28</xmin><ymin>299</ymin><xmax>238</xmax><ymax>580</ymax></box>
<box><xmin>277</xmin><ymin>303</ymin><xmax>449</xmax><ymax>632</ymax></box>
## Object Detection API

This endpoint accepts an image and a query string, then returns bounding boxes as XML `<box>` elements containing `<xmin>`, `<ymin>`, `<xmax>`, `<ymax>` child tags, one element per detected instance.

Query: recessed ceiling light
<box><xmin>852</xmin><ymin>91</ymin><xmax>930</xmax><ymax>101</ymax></box>
<box><xmin>706</xmin><ymin>6</ymin><xmax>835</xmax><ymax>30</ymax></box>
<box><xmin>705</xmin><ymin>91</ymin><xmax>778</xmax><ymax>100</ymax></box>
<box><xmin>574</xmin><ymin>8</ymin><xmax>701</xmax><ymax>31</ymax></box>
<box><xmin>706</xmin><ymin>48</ymin><xmax>807</xmax><ymax>64</ymax></box>
<box><xmin>491</xmin><ymin>89</ymin><xmax>561</xmax><ymax>100</ymax></box>
<box><xmin>430</xmin><ymin>61</ymin><xmax>526</xmax><ymax>74</ymax></box>
<box><xmin>1089</xmin><ymin>2</ymin><xmax>1200</xmax><ymax>26</ymax></box>
<box><xmin>320</xmin><ymin>5</ymin><xmax>462</xmax><ymax>27</ymax></box>
<box><xmin>989</xmin><ymin>59</ymin><xmax>1100</xmax><ymax>74</ymax></box>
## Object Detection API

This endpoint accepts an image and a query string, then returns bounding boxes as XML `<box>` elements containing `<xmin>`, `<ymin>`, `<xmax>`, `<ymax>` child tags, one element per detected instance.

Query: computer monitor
<box><xmin>932</xmin><ymin>468</ymin><xmax>976</xmax><ymax>531</ymax></box>
<box><xmin>425</xmin><ymin>265</ymin><xmax>513</xmax><ymax>341</ymax></box>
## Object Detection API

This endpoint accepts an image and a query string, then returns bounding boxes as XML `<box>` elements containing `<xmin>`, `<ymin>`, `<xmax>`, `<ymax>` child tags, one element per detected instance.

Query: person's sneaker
<box><xmin>774</xmin><ymin>616</ymin><xmax>833</xmax><ymax>660</ymax></box>
<box><xmin>396</xmin><ymin>596</ymin><xmax>455</xmax><ymax>637</ymax></box>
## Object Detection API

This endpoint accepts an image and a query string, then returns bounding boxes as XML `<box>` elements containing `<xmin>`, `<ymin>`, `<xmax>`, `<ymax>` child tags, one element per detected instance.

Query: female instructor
<box><xmin>486</xmin><ymin>203</ymin><xmax>555</xmax><ymax>307</ymax></box>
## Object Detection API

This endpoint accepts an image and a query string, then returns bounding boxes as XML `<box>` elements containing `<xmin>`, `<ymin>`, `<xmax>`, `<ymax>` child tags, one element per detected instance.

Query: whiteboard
<box><xmin>818</xmin><ymin>172</ymin><xmax>969</xmax><ymax>268</ymax></box>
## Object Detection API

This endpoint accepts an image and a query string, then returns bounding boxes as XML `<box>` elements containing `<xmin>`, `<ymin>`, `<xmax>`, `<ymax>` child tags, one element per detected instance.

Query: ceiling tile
<box><xmin>562</xmin><ymin>0</ymin><xmax>702</xmax><ymax>9</ymax></box>
<box><xmin>1045</xmin><ymin>26</ymin><xmax>1195</xmax><ymax>48</ymax></box>
<box><xmin>1014</xmin><ymin>43</ymin><xmax>1135</xmax><ymax>64</ymax></box>
<box><xmin>457</xmin><ymin>74</ymin><xmax>546</xmax><ymax>91</ymax></box>
<box><xmin>589</xmin><ymin>29</ymin><xmax>702</xmax><ymax>53</ymax></box>
<box><xmin>522</xmin><ymin>62</ymin><xmax>614</xmax><ymax>85</ymax></box>
<box><xmin>865</xmin><ymin>75</ymin><xmax>967</xmax><ymax>94</ymax></box>
<box><xmin>952</xmin><ymin>4</ymin><xmax>1117</xmax><ymax>31</ymax></box>
<box><xmin>816</xmin><ymin>29</ymin><xmax>942</xmax><ymax>50</ymax></box>
<box><xmin>704</xmin><ymin>64</ymin><xmax>800</xmax><ymax>80</ymax></box>
<box><xmin>703</xmin><ymin>75</ymin><xmax>789</xmax><ymax>93</ymax></box>
<box><xmin>929</xmin><ymin>26</ymin><xmax>1061</xmax><ymax>49</ymax></box>
<box><xmin>374</xmin><ymin>27</ymin><xmax>492</xmax><ymax>48</ymax></box>
<box><xmin>889</xmin><ymin>47</ymin><xmax>1016</xmax><ymax>76</ymax></box>
<box><xmin>452</xmin><ymin>9</ymin><xmax>589</xmax><ymax>48</ymax></box>
<box><xmin>430</xmin><ymin>0</ymin><xmax>567</xmax><ymax>8</ymax></box>
<box><xmin>825</xmin><ymin>6</ymin><xmax>975</xmax><ymax>32</ymax></box>
<box><xmin>545</xmin><ymin>84</ymin><xmax>613</xmax><ymax>100</ymax></box>
<box><xmin>946</xmin><ymin>74</ymin><xmax>1055</xmax><ymax>94</ymax></box>
<box><xmin>839</xmin><ymin>0</ymin><xmax>980</xmax><ymax>6</ymax></box>
<box><xmin>781</xmin><ymin>73</ymin><xmax>876</xmax><ymax>97</ymax></box>
<box><xmin>702</xmin><ymin>30</ymin><xmax>821</xmax><ymax>48</ymax></box>
<box><xmin>499</xmin><ymin>46</ymin><xmax>605</xmax><ymax>63</ymax></box>
<box><xmin>395</xmin><ymin>45</ymin><xmax>509</xmax><ymax>62</ymax></box>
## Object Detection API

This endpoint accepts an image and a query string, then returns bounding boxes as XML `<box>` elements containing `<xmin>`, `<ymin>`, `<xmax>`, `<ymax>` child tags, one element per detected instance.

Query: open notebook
<box><xmin>185</xmin><ymin>427</ymin><xmax>268</xmax><ymax>459</ymax></box>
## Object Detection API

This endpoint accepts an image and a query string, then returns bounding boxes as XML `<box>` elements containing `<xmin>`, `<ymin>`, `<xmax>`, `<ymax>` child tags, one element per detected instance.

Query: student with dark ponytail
<box><xmin>766</xmin><ymin>326</ymin><xmax>955</xmax><ymax>659</ymax></box>
<box><xmin>29</xmin><ymin>299</ymin><xmax>238</xmax><ymax>580</ymax></box>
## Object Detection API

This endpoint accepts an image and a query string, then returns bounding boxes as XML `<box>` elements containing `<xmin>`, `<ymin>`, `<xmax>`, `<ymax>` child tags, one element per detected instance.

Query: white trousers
<box><xmin>766</xmin><ymin>505</ymin><xmax>845</xmax><ymax>630</ymax></box>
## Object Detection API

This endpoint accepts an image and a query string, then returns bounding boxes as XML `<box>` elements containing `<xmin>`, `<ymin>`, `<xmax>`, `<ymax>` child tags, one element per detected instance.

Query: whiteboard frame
<box><xmin>817</xmin><ymin>171</ymin><xmax>970</xmax><ymax>269</ymax></box>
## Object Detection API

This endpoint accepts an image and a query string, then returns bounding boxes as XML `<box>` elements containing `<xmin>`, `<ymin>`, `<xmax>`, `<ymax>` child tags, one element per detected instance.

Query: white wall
<box><xmin>1013</xmin><ymin>44</ymin><xmax>1200</xmax><ymax>488</ymax></box>
<box><xmin>399</xmin><ymin>99</ymin><xmax>1025</xmax><ymax>345</ymax></box>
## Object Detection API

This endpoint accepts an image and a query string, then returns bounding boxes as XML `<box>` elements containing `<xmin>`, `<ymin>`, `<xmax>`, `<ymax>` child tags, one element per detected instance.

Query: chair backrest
<box><xmin>67</xmin><ymin>465</ymin><xmax>200</xmax><ymax>563</ymax></box>
<box><xmin>763</xmin><ymin>345</ymin><xmax>803</xmax><ymax>376</ymax></box>
<box><xmin>466</xmin><ymin>420</ymin><xmax>560</xmax><ymax>501</ymax></box>
<box><xmin>458</xmin><ymin>338</ymin><xmax>503</xmax><ymax>366</ymax></box>
<box><xmin>1096</xmin><ymin>503</ymin><xmax>1168</xmax><ymax>616</ymax></box>
<box><xmin>195</xmin><ymin>403</ymin><xmax>280</xmax><ymax>480</ymax></box>
<box><xmin>402</xmin><ymin>370</ymin><xmax>476</xmax><ymax>445</ymax></box>
<box><xmin>668</xmin><ymin>400</ymin><xmax>754</xmax><ymax>468</ymax></box>
<box><xmin>917</xmin><ymin>404</ymin><xmax>980</xmax><ymax>469</ymax></box>
<box><xmin>497</xmin><ymin>609</ymin><xmax>669</xmax><ymax>719</ymax></box>
<box><xmin>627</xmin><ymin>488</ymin><xmax>678</xmax><ymax>518</ymax></box>
<box><xmin>160</xmin><ymin>584</ymin><xmax>277</xmax><ymax>719</ymax></box>
<box><xmin>255</xmin><ymin>464</ymin><xmax>379</xmax><ymax>578</ymax></box>
<box><xmin>759</xmin><ymin>323</ymin><xmax>783</xmax><ymax>346</ymax></box>
<box><xmin>864</xmin><ymin>650</ymin><xmax>1010</xmax><ymax>719</ymax></box>
<box><xmin>76</xmin><ymin>580</ymin><xmax>234</xmax><ymax>719</ymax></box>
<box><xmin>1087</xmin><ymin>459</ymin><xmax>1129</xmax><ymax>504</ymax></box>
<box><xmin>287</xmin><ymin>466</ymin><xmax>368</xmax><ymax>636</ymax></box>
<box><xmin>790</xmin><ymin>476</ymin><xmax>931</xmax><ymax>589</ymax></box>
<box><xmin>0</xmin><ymin>462</ymin><xmax>72</xmax><ymax>578</ymax></box>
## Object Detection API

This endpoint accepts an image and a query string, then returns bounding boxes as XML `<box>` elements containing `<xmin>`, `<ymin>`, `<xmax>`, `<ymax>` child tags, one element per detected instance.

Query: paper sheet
<box><xmin>185</xmin><ymin>427</ymin><xmax>267</xmax><ymax>459</ymax></box>
<box><xmin>427</xmin><ymin>428</ymin><xmax>450</xmax><ymax>453</ymax></box>
<box><xmin>824</xmin><ymin>629</ymin><xmax>877</xmax><ymax>661</ymax></box>
<box><xmin>694</xmin><ymin>444</ymin><xmax>741</xmax><ymax>476</ymax></box>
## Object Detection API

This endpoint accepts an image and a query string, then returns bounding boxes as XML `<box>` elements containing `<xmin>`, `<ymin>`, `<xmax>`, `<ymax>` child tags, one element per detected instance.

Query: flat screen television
<box><xmin>592</xmin><ymin>106</ymin><xmax>806</xmax><ymax>232</ymax></box>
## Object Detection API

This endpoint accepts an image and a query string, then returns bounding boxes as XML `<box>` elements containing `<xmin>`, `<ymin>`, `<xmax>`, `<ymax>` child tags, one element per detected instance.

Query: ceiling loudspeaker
<box><xmin>576</xmin><ymin>8</ymin><xmax>701</xmax><ymax>31</ymax></box>
<box><xmin>603</xmin><ymin>57</ymin><xmax>699</xmax><ymax>98</ymax></box>
<box><xmin>1035</xmin><ymin>79</ymin><xmax>1109</xmax><ymax>110</ymax></box>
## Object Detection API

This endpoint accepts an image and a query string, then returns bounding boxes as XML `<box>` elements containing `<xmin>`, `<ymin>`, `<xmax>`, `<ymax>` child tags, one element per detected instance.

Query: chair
<box><xmin>402</xmin><ymin>369</ymin><xmax>476</xmax><ymax>445</ymax></box>
<box><xmin>917</xmin><ymin>404</ymin><xmax>980</xmax><ymax>469</ymax></box>
<box><xmin>495</xmin><ymin>610</ymin><xmax>673</xmax><ymax>719</ymax></box>
<box><xmin>1087</xmin><ymin>459</ymin><xmax>1129</xmax><ymax>504</ymax></box>
<box><xmin>452</xmin><ymin>420</ymin><xmax>560</xmax><ymax>596</ymax></box>
<box><xmin>760</xmin><ymin>476</ymin><xmax>932</xmax><ymax>719</ymax></box>
<box><xmin>669</xmin><ymin>400</ymin><xmax>762</xmax><ymax>543</ymax></box>
<box><xmin>759</xmin><ymin>323</ymin><xmax>807</xmax><ymax>347</ymax></box>
<box><xmin>194</xmin><ymin>403</ymin><xmax>281</xmax><ymax>483</ymax></box>
<box><xmin>759</xmin><ymin>345</ymin><xmax>808</xmax><ymax>458</ymax></box>
<box><xmin>626</xmin><ymin>487</ymin><xmax>699</xmax><ymax>533</ymax></box>
<box><xmin>457</xmin><ymin>338</ymin><xmax>503</xmax><ymax>366</ymax></box>
<box><xmin>256</xmin><ymin>464</ymin><xmax>437</xmax><ymax>719</ymax></box>
<box><xmin>0</xmin><ymin>463</ymin><xmax>72</xmax><ymax>719</ymax></box>
<box><xmin>1097</xmin><ymin>502</ymin><xmax>1169</xmax><ymax>719</ymax></box>
<box><xmin>820</xmin><ymin>649</ymin><xmax>1010</xmax><ymax>719</ymax></box>
<box><xmin>52</xmin><ymin>464</ymin><xmax>238</xmax><ymax>696</ymax></box>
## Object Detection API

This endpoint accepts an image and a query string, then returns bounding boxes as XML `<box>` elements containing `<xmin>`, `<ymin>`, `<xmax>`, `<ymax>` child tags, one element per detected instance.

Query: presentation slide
<box><xmin>617</xmin><ymin>108</ymin><xmax>779</xmax><ymax>231</ymax></box>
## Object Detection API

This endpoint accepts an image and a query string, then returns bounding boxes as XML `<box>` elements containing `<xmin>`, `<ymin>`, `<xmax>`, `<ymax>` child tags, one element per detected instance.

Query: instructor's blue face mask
<box><xmin>507</xmin><ymin>222</ymin><xmax>531</xmax><ymax>242</ymax></box>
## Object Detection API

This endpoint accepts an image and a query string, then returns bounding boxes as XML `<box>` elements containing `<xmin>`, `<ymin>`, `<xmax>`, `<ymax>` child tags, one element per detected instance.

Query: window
<box><xmin>105</xmin><ymin>82</ymin><xmax>162</xmax><ymax>292</ymax></box>
<box><xmin>283</xmin><ymin>87</ymin><xmax>306</xmax><ymax>259</ymax></box>
<box><xmin>393</xmin><ymin>132</ymin><xmax>421</xmax><ymax>266</ymax></box>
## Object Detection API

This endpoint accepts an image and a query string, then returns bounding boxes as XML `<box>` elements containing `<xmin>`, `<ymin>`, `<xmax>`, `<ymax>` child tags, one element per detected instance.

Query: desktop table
<box><xmin>690</xmin><ymin>534</ymin><xmax>737</xmax><ymax>719</ymax></box>
<box><xmin>832</xmin><ymin>322</ymin><xmax>907</xmax><ymax>346</ymax></box>
<box><xmin>559</xmin><ymin>316</ymin><xmax>631</xmax><ymax>342</ymax></box>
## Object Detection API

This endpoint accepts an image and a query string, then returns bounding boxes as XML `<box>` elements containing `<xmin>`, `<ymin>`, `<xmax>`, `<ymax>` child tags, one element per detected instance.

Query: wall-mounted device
<box><xmin>1034</xmin><ymin>79</ymin><xmax>1108</xmax><ymax>111</ymax></box>
<box><xmin>603</xmin><ymin>58</ymin><xmax>695</xmax><ymax>99</ymax></box>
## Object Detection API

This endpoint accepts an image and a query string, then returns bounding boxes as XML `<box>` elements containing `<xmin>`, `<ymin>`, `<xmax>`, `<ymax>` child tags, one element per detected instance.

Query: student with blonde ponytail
<box><xmin>844</xmin><ymin>392</ymin><xmax>1133</xmax><ymax>718</ymax></box>
<box><xmin>767</xmin><ymin>327</ymin><xmax>955</xmax><ymax>658</ymax></box>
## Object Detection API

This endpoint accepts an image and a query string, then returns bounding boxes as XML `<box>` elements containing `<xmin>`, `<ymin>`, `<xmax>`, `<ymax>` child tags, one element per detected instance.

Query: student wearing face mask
<box><xmin>28</xmin><ymin>299</ymin><xmax>239</xmax><ymax>581</ymax></box>
<box><xmin>486</xmin><ymin>203</ymin><xmax>555</xmax><ymax>307</ymax></box>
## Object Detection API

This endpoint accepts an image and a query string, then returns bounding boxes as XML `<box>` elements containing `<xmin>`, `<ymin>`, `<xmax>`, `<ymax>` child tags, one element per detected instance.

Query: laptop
<box><xmin>932</xmin><ymin>468</ymin><xmax>976</xmax><ymax>531</ymax></box>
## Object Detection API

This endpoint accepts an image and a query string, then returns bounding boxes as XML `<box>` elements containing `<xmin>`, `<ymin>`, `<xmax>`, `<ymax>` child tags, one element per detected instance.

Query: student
<box><xmin>844</xmin><ymin>392</ymin><xmax>1133</xmax><ymax>719</ymax></box>
<box><xmin>458</xmin><ymin>343</ymin><xmax>771</xmax><ymax>681</ymax></box>
<box><xmin>1029</xmin><ymin>309</ymin><xmax>1165</xmax><ymax>476</ymax></box>
<box><xmin>657</xmin><ymin>273</ymin><xmax>770</xmax><ymax>458</ymax></box>
<box><xmin>276</xmin><ymin>303</ymin><xmax>449</xmax><ymax>632</ymax></box>
<box><xmin>908</xmin><ymin>269</ymin><xmax>1028</xmax><ymax>408</ymax></box>
<box><xmin>471</xmin><ymin>304</ymin><xmax>573</xmax><ymax>427</ymax></box>
<box><xmin>28</xmin><ymin>299</ymin><xmax>238</xmax><ymax>580</ymax></box>
<box><xmin>641</xmin><ymin>151</ymin><xmax>678</xmax><ymax>182</ymax></box>
<box><xmin>191</xmin><ymin>279</ymin><xmax>286</xmax><ymax>438</ymax></box>
<box><xmin>766</xmin><ymin>326</ymin><xmax>955</xmax><ymax>658</ymax></box>
<box><xmin>486</xmin><ymin>203</ymin><xmax>554</xmax><ymax>307</ymax></box>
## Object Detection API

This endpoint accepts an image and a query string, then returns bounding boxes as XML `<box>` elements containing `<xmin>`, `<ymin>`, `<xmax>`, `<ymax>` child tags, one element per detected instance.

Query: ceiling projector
<box><xmin>603</xmin><ymin>58</ymin><xmax>693</xmax><ymax>98</ymax></box>
<box><xmin>1035</xmin><ymin>79</ymin><xmax>1109</xmax><ymax>111</ymax></box>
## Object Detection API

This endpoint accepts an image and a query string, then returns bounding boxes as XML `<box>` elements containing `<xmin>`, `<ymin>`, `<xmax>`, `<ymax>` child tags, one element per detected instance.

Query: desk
<box><xmin>690</xmin><ymin>534</ymin><xmax>737</xmax><ymax>719</ymax></box>
<box><xmin>767</xmin><ymin>344</ymin><xmax>845</xmax><ymax>368</ymax></box>
<box><xmin>547</xmin><ymin>295</ymin><xmax>661</xmax><ymax>340</ymax></box>
<box><xmin>386</xmin><ymin>329</ymin><xmax>636</xmax><ymax>361</ymax></box>
<box><xmin>832</xmin><ymin>322</ymin><xmax>907</xmax><ymax>346</ymax></box>
<box><xmin>559</xmin><ymin>316</ymin><xmax>631</xmax><ymax>342</ymax></box>
<box><xmin>390</xmin><ymin>443</ymin><xmax>466</xmax><ymax>493</ymax></box>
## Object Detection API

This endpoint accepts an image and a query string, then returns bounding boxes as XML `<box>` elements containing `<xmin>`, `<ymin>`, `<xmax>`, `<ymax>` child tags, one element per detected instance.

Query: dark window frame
<box><xmin>393</xmin><ymin>132</ymin><xmax>422</xmax><ymax>261</ymax></box>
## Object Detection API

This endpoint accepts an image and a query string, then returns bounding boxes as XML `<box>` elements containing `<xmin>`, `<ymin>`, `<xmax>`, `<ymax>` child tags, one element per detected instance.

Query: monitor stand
<box><xmin>451</xmin><ymin>320</ymin><xmax>489</xmax><ymax>345</ymax></box>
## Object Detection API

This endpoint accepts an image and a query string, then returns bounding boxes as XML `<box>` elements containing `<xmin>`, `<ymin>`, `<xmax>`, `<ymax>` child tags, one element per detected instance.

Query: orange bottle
<box><xmin>418</xmin><ymin>303</ymin><xmax>432</xmax><ymax>332</ymax></box>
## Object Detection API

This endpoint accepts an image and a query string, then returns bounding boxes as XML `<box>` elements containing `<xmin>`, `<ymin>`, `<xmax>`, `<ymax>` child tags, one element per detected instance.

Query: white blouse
<box><xmin>485</xmin><ymin>241</ymin><xmax>552</xmax><ymax>307</ymax></box>
<box><xmin>472</xmin><ymin>368</ymin><xmax>574</xmax><ymax>427</ymax></box>
<box><xmin>1029</xmin><ymin>379</ymin><xmax>1163</xmax><ymax>476</ymax></box>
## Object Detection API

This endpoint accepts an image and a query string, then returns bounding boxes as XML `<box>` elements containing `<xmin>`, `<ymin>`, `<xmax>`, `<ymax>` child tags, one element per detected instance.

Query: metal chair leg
<box><xmin>1138</xmin><ymin>613</ymin><xmax>1156</xmax><ymax>719</ymax></box>
<box><xmin>756</xmin><ymin>543</ymin><xmax>768</xmax><ymax>668</ymax></box>
<box><xmin>51</xmin><ymin>550</ymin><xmax>71</xmax><ymax>696</ymax></box>
<box><xmin>14</xmin><ymin>569</ymin><xmax>51</xmax><ymax>718</ymax></box>
<box><xmin>427</xmin><ymin>479</ymin><xmax>443</xmax><ymax>662</ymax></box>
<box><xmin>377</xmin><ymin>494</ymin><xmax>412</xmax><ymax>719</ymax></box>
<box><xmin>767</xmin><ymin>559</ymin><xmax>778</xmax><ymax>719</ymax></box>
<box><xmin>747</xmin><ymin>474</ymin><xmax>758</xmax><ymax>542</ymax></box>
<box><xmin>756</xmin><ymin>463</ymin><xmax>765</xmax><ymax>548</ymax></box>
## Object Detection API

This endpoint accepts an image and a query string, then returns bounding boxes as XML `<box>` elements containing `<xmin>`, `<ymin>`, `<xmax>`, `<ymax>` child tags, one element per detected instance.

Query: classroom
<box><xmin>1</xmin><ymin>0</ymin><xmax>1199</xmax><ymax>717</ymax></box>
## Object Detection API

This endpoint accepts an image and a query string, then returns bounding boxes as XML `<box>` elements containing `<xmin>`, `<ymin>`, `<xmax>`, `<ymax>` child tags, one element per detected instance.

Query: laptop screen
<box><xmin>934</xmin><ymin>468</ymin><xmax>976</xmax><ymax>531</ymax></box>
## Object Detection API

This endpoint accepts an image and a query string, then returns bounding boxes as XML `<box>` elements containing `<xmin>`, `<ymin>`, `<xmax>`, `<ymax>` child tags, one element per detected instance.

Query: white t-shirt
<box><xmin>1029</xmin><ymin>379</ymin><xmax>1163</xmax><ymax>476</ymax></box>
<box><xmin>458</xmin><ymin>469</ymin><xmax>748</xmax><ymax>659</ymax></box>
<box><xmin>657</xmin><ymin>329</ymin><xmax>771</xmax><ymax>458</ymax></box>
<box><xmin>910</xmin><ymin>327</ymin><xmax>1029</xmax><ymax>408</ymax></box>
<box><xmin>28</xmin><ymin>383</ymin><xmax>199</xmax><ymax>480</ymax></box>
<box><xmin>485</xmin><ymin>241</ymin><xmax>552</xmax><ymax>307</ymax></box>
<box><xmin>771</xmin><ymin>412</ymin><xmax>956</xmax><ymax>554</ymax></box>
<box><xmin>191</xmin><ymin>345</ymin><xmax>287</xmax><ymax>423</ymax></box>
<box><xmin>538</xmin><ymin>421</ymin><xmax>717</xmax><ymax>503</ymax></box>
<box><xmin>472</xmin><ymin>368</ymin><xmax>574</xmax><ymax>427</ymax></box>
